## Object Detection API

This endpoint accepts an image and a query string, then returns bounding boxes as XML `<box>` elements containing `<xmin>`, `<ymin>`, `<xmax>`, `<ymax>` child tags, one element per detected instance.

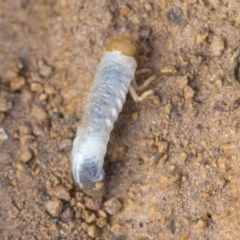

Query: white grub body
<box><xmin>71</xmin><ymin>51</ymin><xmax>137</xmax><ymax>195</ymax></box>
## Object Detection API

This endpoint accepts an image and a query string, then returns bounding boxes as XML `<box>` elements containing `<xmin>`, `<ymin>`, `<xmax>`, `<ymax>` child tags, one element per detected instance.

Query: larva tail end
<box><xmin>73</xmin><ymin>160</ymin><xmax>105</xmax><ymax>196</ymax></box>
<box><xmin>106</xmin><ymin>38</ymin><xmax>138</xmax><ymax>56</ymax></box>
<box><xmin>79</xmin><ymin>179</ymin><xmax>105</xmax><ymax>197</ymax></box>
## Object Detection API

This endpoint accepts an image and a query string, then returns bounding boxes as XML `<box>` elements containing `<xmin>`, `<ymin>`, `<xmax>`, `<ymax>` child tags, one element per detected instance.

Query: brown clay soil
<box><xmin>1</xmin><ymin>0</ymin><xmax>240</xmax><ymax>239</ymax></box>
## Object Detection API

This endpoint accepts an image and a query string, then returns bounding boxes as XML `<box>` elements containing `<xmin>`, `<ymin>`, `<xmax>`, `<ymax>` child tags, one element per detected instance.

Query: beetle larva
<box><xmin>71</xmin><ymin>38</ymin><xmax>155</xmax><ymax>196</ymax></box>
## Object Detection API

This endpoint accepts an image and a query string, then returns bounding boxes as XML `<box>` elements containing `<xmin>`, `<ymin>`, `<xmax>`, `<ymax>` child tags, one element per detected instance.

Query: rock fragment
<box><xmin>31</xmin><ymin>105</ymin><xmax>48</xmax><ymax>123</ymax></box>
<box><xmin>20</xmin><ymin>149</ymin><xmax>32</xmax><ymax>163</ymax></box>
<box><xmin>0</xmin><ymin>101</ymin><xmax>12</xmax><ymax>112</ymax></box>
<box><xmin>39</xmin><ymin>62</ymin><xmax>53</xmax><ymax>78</ymax></box>
<box><xmin>0</xmin><ymin>128</ymin><xmax>8</xmax><ymax>141</ymax></box>
<box><xmin>210</xmin><ymin>36</ymin><xmax>224</xmax><ymax>57</ymax></box>
<box><xmin>10</xmin><ymin>77</ymin><xmax>26</xmax><ymax>91</ymax></box>
<box><xmin>84</xmin><ymin>196</ymin><xmax>102</xmax><ymax>211</ymax></box>
<box><xmin>87</xmin><ymin>225</ymin><xmax>100</xmax><ymax>238</ymax></box>
<box><xmin>60</xmin><ymin>207</ymin><xmax>73</xmax><ymax>222</ymax></box>
<box><xmin>103</xmin><ymin>197</ymin><xmax>122</xmax><ymax>215</ymax></box>
<box><xmin>45</xmin><ymin>199</ymin><xmax>63</xmax><ymax>217</ymax></box>
<box><xmin>30</xmin><ymin>82</ymin><xmax>42</xmax><ymax>92</ymax></box>
<box><xmin>47</xmin><ymin>185</ymin><xmax>71</xmax><ymax>202</ymax></box>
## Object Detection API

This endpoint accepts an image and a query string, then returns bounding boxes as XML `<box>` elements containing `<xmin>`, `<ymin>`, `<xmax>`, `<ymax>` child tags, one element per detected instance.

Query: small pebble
<box><xmin>39</xmin><ymin>64</ymin><xmax>53</xmax><ymax>78</ymax></box>
<box><xmin>196</xmin><ymin>32</ymin><xmax>209</xmax><ymax>44</ymax></box>
<box><xmin>87</xmin><ymin>225</ymin><xmax>100</xmax><ymax>238</ymax></box>
<box><xmin>59</xmin><ymin>139</ymin><xmax>72</xmax><ymax>152</ymax></box>
<box><xmin>194</xmin><ymin>219</ymin><xmax>207</xmax><ymax>229</ymax></box>
<box><xmin>1</xmin><ymin>60</ymin><xmax>23</xmax><ymax>83</ymax></box>
<box><xmin>160</xmin><ymin>66</ymin><xmax>177</xmax><ymax>75</ymax></box>
<box><xmin>31</xmin><ymin>105</ymin><xmax>48</xmax><ymax>123</ymax></box>
<box><xmin>167</xmin><ymin>7</ymin><xmax>186</xmax><ymax>25</ymax></box>
<box><xmin>139</xmin><ymin>26</ymin><xmax>151</xmax><ymax>40</ymax></box>
<box><xmin>184</xmin><ymin>86</ymin><xmax>194</xmax><ymax>100</ymax></box>
<box><xmin>75</xmin><ymin>192</ymin><xmax>84</xmax><ymax>201</ymax></box>
<box><xmin>164</xmin><ymin>104</ymin><xmax>172</xmax><ymax>114</ymax></box>
<box><xmin>30</xmin><ymin>82</ymin><xmax>42</xmax><ymax>92</ymax></box>
<box><xmin>97</xmin><ymin>209</ymin><xmax>107</xmax><ymax>218</ymax></box>
<box><xmin>210</xmin><ymin>36</ymin><xmax>224</xmax><ymax>57</ymax></box>
<box><xmin>145</xmin><ymin>3</ymin><xmax>153</xmax><ymax>12</ymax></box>
<box><xmin>10</xmin><ymin>77</ymin><xmax>26</xmax><ymax>91</ymax></box>
<box><xmin>44</xmin><ymin>84</ymin><xmax>55</xmax><ymax>95</ymax></box>
<box><xmin>180</xmin><ymin>233</ymin><xmax>190</xmax><ymax>240</ymax></box>
<box><xmin>0</xmin><ymin>101</ymin><xmax>12</xmax><ymax>112</ymax></box>
<box><xmin>85</xmin><ymin>212</ymin><xmax>96</xmax><ymax>223</ymax></box>
<box><xmin>45</xmin><ymin>198</ymin><xmax>63</xmax><ymax>217</ymax></box>
<box><xmin>76</xmin><ymin>201</ymin><xmax>86</xmax><ymax>210</ymax></box>
<box><xmin>75</xmin><ymin>211</ymin><xmax>81</xmax><ymax>219</ymax></box>
<box><xmin>39</xmin><ymin>93</ymin><xmax>47</xmax><ymax>101</ymax></box>
<box><xmin>214</xmin><ymin>79</ymin><xmax>222</xmax><ymax>89</ymax></box>
<box><xmin>120</xmin><ymin>5</ymin><xmax>132</xmax><ymax>17</ymax></box>
<box><xmin>130</xmin><ymin>13</ymin><xmax>141</xmax><ymax>25</ymax></box>
<box><xmin>96</xmin><ymin>217</ymin><xmax>107</xmax><ymax>228</ymax></box>
<box><xmin>159</xmin><ymin>172</ymin><xmax>180</xmax><ymax>189</ymax></box>
<box><xmin>217</xmin><ymin>156</ymin><xmax>228</xmax><ymax>172</ymax></box>
<box><xmin>20</xmin><ymin>149</ymin><xmax>32</xmax><ymax>163</ymax></box>
<box><xmin>29</xmin><ymin>72</ymin><xmax>42</xmax><ymax>82</ymax></box>
<box><xmin>32</xmin><ymin>124</ymin><xmax>45</xmax><ymax>137</ymax></box>
<box><xmin>3</xmin><ymin>70</ymin><xmax>18</xmax><ymax>81</ymax></box>
<box><xmin>103</xmin><ymin>197</ymin><xmax>122</xmax><ymax>215</ymax></box>
<box><xmin>178</xmin><ymin>76</ymin><xmax>188</xmax><ymax>90</ymax></box>
<box><xmin>179</xmin><ymin>152</ymin><xmax>188</xmax><ymax>164</ymax></box>
<box><xmin>47</xmin><ymin>185</ymin><xmax>71</xmax><ymax>202</ymax></box>
<box><xmin>8</xmin><ymin>59</ymin><xmax>23</xmax><ymax>72</ymax></box>
<box><xmin>131</xmin><ymin>112</ymin><xmax>139</xmax><ymax>121</ymax></box>
<box><xmin>60</xmin><ymin>207</ymin><xmax>74</xmax><ymax>222</ymax></box>
<box><xmin>156</xmin><ymin>140</ymin><xmax>168</xmax><ymax>154</ymax></box>
<box><xmin>19</xmin><ymin>134</ymin><xmax>33</xmax><ymax>148</ymax></box>
<box><xmin>48</xmin><ymin>223</ymin><xmax>58</xmax><ymax>235</ymax></box>
<box><xmin>49</xmin><ymin>95</ymin><xmax>62</xmax><ymax>108</ymax></box>
<box><xmin>84</xmin><ymin>196</ymin><xmax>102</xmax><ymax>211</ymax></box>
<box><xmin>0</xmin><ymin>128</ymin><xmax>8</xmax><ymax>141</ymax></box>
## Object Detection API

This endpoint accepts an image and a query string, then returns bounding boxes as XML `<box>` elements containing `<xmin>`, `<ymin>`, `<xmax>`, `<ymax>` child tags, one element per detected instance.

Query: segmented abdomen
<box><xmin>71</xmin><ymin>51</ymin><xmax>137</xmax><ymax>195</ymax></box>
<box><xmin>80</xmin><ymin>52</ymin><xmax>137</xmax><ymax>139</ymax></box>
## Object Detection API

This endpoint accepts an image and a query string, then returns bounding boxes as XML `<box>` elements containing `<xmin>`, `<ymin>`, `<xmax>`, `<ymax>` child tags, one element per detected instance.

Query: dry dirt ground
<box><xmin>1</xmin><ymin>0</ymin><xmax>240</xmax><ymax>239</ymax></box>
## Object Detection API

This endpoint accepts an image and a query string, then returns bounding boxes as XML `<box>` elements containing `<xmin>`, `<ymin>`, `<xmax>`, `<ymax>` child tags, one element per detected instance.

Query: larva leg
<box><xmin>129</xmin><ymin>68</ymin><xmax>156</xmax><ymax>102</ymax></box>
<box><xmin>135</xmin><ymin>68</ymin><xmax>152</xmax><ymax>75</ymax></box>
<box><xmin>129</xmin><ymin>85</ymin><xmax>154</xmax><ymax>102</ymax></box>
<box><xmin>132</xmin><ymin>75</ymin><xmax>156</xmax><ymax>91</ymax></box>
<box><xmin>132</xmin><ymin>68</ymin><xmax>156</xmax><ymax>91</ymax></box>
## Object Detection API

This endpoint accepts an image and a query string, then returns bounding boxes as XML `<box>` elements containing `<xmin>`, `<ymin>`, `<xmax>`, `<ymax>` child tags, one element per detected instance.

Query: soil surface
<box><xmin>1</xmin><ymin>0</ymin><xmax>240</xmax><ymax>239</ymax></box>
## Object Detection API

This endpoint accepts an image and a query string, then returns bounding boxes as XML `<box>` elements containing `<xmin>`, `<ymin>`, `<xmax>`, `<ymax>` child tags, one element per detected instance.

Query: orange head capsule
<box><xmin>106</xmin><ymin>38</ymin><xmax>138</xmax><ymax>56</ymax></box>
